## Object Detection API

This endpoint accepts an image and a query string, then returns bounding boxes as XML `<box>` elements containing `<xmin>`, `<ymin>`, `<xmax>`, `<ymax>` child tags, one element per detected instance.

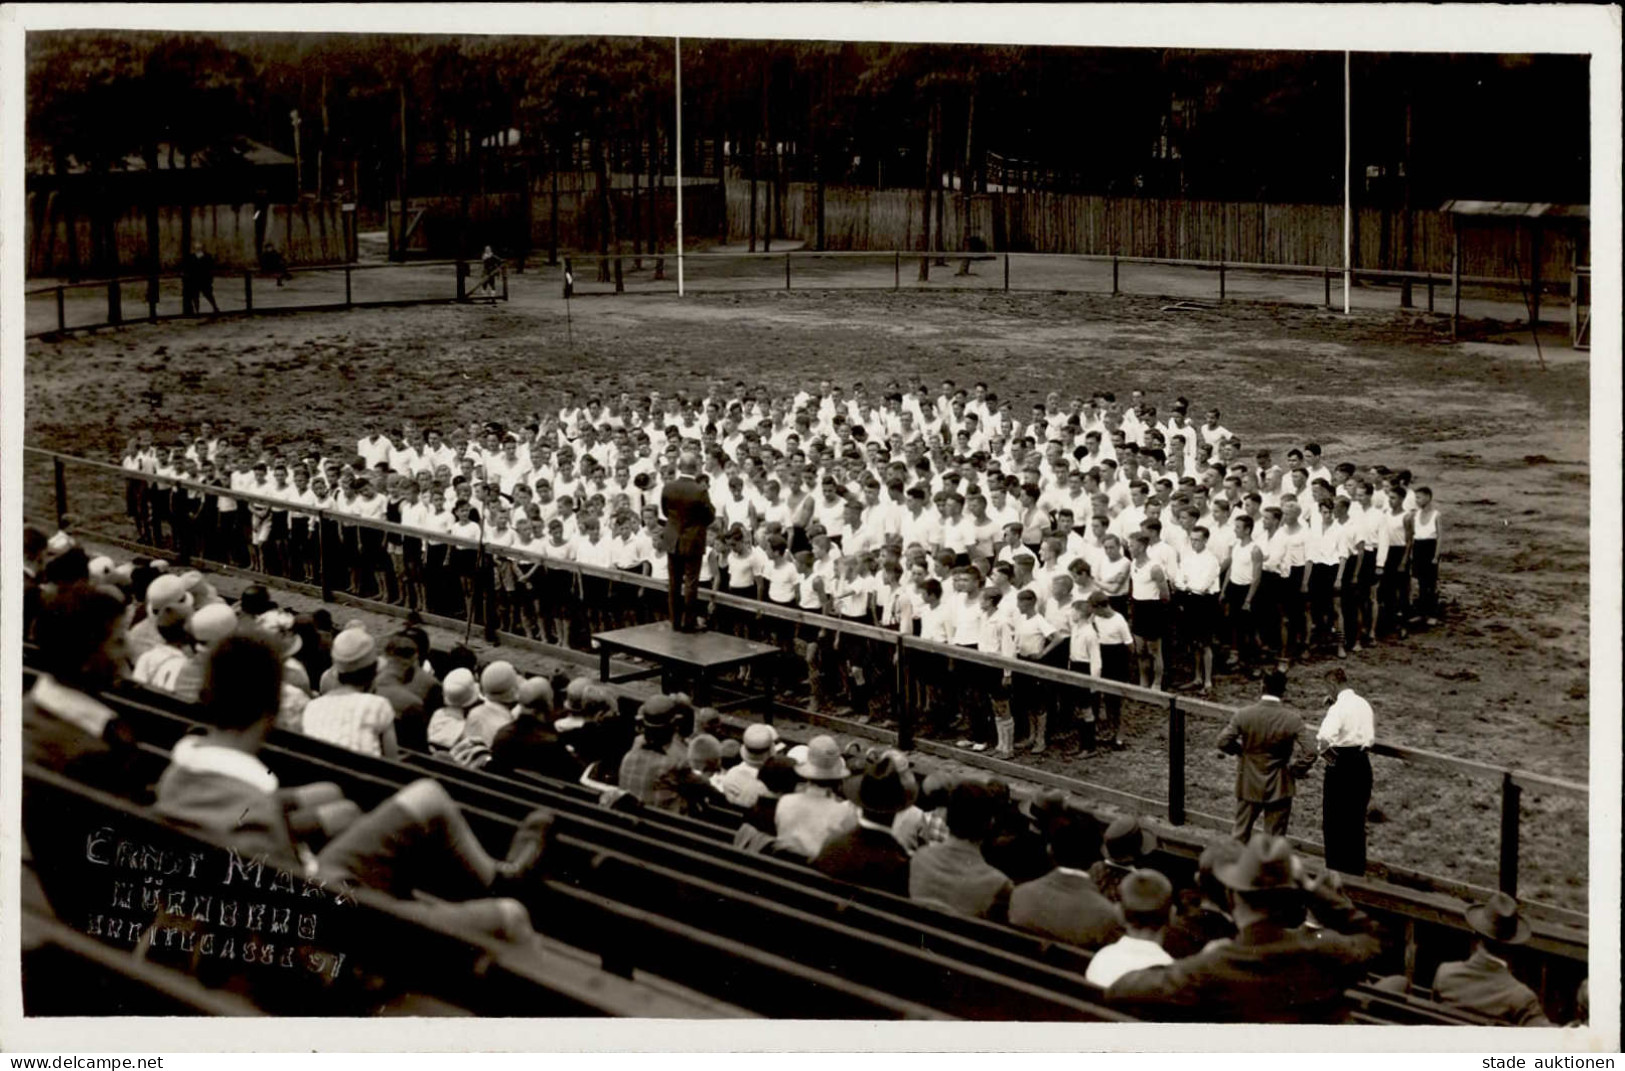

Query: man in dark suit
<box><xmin>1430</xmin><ymin>893</ymin><xmax>1551</xmax><ymax>1025</ymax></box>
<box><xmin>1009</xmin><ymin>810</ymin><xmax>1123</xmax><ymax>950</ymax></box>
<box><xmin>1106</xmin><ymin>834</ymin><xmax>1382</xmax><ymax>1022</ymax></box>
<box><xmin>1216</xmin><ymin>670</ymin><xmax>1318</xmax><ymax>840</ymax></box>
<box><xmin>812</xmin><ymin>755</ymin><xmax>914</xmax><ymax>896</ymax></box>
<box><xmin>660</xmin><ymin>453</ymin><xmax>714</xmax><ymax>632</ymax></box>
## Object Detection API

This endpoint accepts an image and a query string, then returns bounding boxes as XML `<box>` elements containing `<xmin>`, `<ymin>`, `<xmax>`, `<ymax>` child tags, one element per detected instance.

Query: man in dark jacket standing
<box><xmin>812</xmin><ymin>755</ymin><xmax>914</xmax><ymax>896</ymax></box>
<box><xmin>660</xmin><ymin>452</ymin><xmax>714</xmax><ymax>632</ymax></box>
<box><xmin>1106</xmin><ymin>834</ymin><xmax>1382</xmax><ymax>1022</ymax></box>
<box><xmin>1217</xmin><ymin>670</ymin><xmax>1317</xmax><ymax>840</ymax></box>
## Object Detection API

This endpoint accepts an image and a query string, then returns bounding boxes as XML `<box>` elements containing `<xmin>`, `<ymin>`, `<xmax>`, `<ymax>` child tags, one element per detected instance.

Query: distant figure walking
<box><xmin>184</xmin><ymin>244</ymin><xmax>219</xmax><ymax>315</ymax></box>
<box><xmin>480</xmin><ymin>245</ymin><xmax>502</xmax><ymax>296</ymax></box>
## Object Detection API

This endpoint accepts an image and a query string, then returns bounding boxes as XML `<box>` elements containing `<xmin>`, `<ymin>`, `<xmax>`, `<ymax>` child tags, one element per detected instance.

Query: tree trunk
<box><xmin>933</xmin><ymin>100</ymin><xmax>947</xmax><ymax>267</ymax></box>
<box><xmin>549</xmin><ymin>141</ymin><xmax>560</xmax><ymax>265</ymax></box>
<box><xmin>918</xmin><ymin>99</ymin><xmax>936</xmax><ymax>281</ymax></box>
<box><xmin>632</xmin><ymin>130</ymin><xmax>643</xmax><ymax>270</ymax></box>
<box><xmin>396</xmin><ymin>83</ymin><xmax>409</xmax><ymax>261</ymax></box>
<box><xmin>652</xmin><ymin>120</ymin><xmax>665</xmax><ymax>281</ymax></box>
<box><xmin>748</xmin><ymin>142</ymin><xmax>758</xmax><ymax>252</ymax></box>
<box><xmin>1400</xmin><ymin>81</ymin><xmax>1415</xmax><ymax>308</ymax></box>
<box><xmin>179</xmin><ymin>152</ymin><xmax>194</xmax><ymax>269</ymax></box>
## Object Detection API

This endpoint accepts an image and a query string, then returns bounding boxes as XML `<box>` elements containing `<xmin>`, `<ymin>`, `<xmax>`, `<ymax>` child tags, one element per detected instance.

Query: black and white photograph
<box><xmin>1</xmin><ymin>3</ymin><xmax>1618</xmax><ymax>1053</ymax></box>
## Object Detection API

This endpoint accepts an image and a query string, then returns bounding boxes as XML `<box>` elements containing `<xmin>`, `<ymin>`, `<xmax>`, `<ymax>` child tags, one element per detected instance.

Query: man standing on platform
<box><xmin>661</xmin><ymin>451</ymin><xmax>714</xmax><ymax>632</ymax></box>
<box><xmin>1315</xmin><ymin>667</ymin><xmax>1375</xmax><ymax>875</ymax></box>
<box><xmin>1216</xmin><ymin>669</ymin><xmax>1318</xmax><ymax>841</ymax></box>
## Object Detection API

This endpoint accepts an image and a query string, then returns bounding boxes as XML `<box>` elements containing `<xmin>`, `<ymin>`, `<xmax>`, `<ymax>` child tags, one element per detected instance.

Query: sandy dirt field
<box><xmin>22</xmin><ymin>281</ymin><xmax>1592</xmax><ymax>912</ymax></box>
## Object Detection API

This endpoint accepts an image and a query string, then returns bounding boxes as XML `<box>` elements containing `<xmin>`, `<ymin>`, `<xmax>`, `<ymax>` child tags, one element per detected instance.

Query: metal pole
<box><xmin>1343</xmin><ymin>49</ymin><xmax>1352</xmax><ymax>316</ymax></box>
<box><xmin>675</xmin><ymin>36</ymin><xmax>684</xmax><ymax>298</ymax></box>
<box><xmin>1167</xmin><ymin>697</ymin><xmax>1186</xmax><ymax>826</ymax></box>
<box><xmin>1498</xmin><ymin>772</ymin><xmax>1522</xmax><ymax>895</ymax></box>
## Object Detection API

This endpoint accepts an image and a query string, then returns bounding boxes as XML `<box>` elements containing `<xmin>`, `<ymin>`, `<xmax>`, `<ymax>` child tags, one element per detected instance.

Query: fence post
<box><xmin>1427</xmin><ymin>274</ymin><xmax>1435</xmax><ymax>313</ymax></box>
<box><xmin>1324</xmin><ymin>266</ymin><xmax>1332</xmax><ymax>307</ymax></box>
<box><xmin>107</xmin><ymin>275</ymin><xmax>122</xmax><ymax>325</ymax></box>
<box><xmin>501</xmin><ymin>265</ymin><xmax>509</xmax><ymax>302</ymax></box>
<box><xmin>1167</xmin><ymin>696</ymin><xmax>1186</xmax><ymax>826</ymax></box>
<box><xmin>1112</xmin><ymin>256</ymin><xmax>1120</xmax><ymax>295</ymax></box>
<box><xmin>894</xmin><ymin>250</ymin><xmax>900</xmax><ymax>291</ymax></box>
<box><xmin>456</xmin><ymin>259</ymin><xmax>466</xmax><ymax>301</ymax></box>
<box><xmin>55</xmin><ymin>287</ymin><xmax>65</xmax><ymax>332</ymax></box>
<box><xmin>345</xmin><ymin>265</ymin><xmax>353</xmax><ymax>307</ymax></box>
<box><xmin>1498</xmin><ymin>772</ymin><xmax>1521</xmax><ymax>896</ymax></box>
<box><xmin>1218</xmin><ymin>262</ymin><xmax>1226</xmax><ymax>302</ymax></box>
<box><xmin>53</xmin><ymin>457</ymin><xmax>68</xmax><ymax>528</ymax></box>
<box><xmin>1003</xmin><ymin>253</ymin><xmax>1010</xmax><ymax>292</ymax></box>
<box><xmin>244</xmin><ymin>271</ymin><xmax>253</xmax><ymax>312</ymax></box>
<box><xmin>895</xmin><ymin>635</ymin><xmax>914</xmax><ymax>752</ymax></box>
<box><xmin>147</xmin><ymin>273</ymin><xmax>159</xmax><ymax>323</ymax></box>
<box><xmin>316</xmin><ymin>511</ymin><xmax>333</xmax><ymax>604</ymax></box>
<box><xmin>786</xmin><ymin>251</ymin><xmax>792</xmax><ymax>291</ymax></box>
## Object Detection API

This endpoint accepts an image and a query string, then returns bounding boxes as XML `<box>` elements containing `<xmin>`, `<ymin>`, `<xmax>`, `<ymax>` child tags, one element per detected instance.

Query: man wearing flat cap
<box><xmin>1428</xmin><ymin>892</ymin><xmax>1551</xmax><ymax>1026</ymax></box>
<box><xmin>1106</xmin><ymin>834</ymin><xmax>1381</xmax><ymax>1022</ymax></box>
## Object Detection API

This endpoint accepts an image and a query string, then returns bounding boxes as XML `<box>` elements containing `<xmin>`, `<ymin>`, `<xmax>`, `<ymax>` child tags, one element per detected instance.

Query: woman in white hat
<box><xmin>428</xmin><ymin>667</ymin><xmax>480</xmax><ymax>752</ymax></box>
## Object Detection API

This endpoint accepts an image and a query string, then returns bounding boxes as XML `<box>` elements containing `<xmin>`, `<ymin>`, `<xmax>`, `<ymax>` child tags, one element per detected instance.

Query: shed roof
<box><xmin>1439</xmin><ymin>200</ymin><xmax>1589</xmax><ymax>221</ymax></box>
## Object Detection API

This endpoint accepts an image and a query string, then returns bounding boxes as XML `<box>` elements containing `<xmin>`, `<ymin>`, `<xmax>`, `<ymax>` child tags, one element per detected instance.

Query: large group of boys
<box><xmin>118</xmin><ymin>377</ymin><xmax>1444</xmax><ymax>760</ymax></box>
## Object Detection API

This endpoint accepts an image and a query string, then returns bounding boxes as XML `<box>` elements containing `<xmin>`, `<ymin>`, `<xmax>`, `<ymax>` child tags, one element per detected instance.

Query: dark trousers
<box><xmin>667</xmin><ymin>547</ymin><xmax>703</xmax><ymax>630</ymax></box>
<box><xmin>1411</xmin><ymin>539</ymin><xmax>1439</xmax><ymax>618</ymax></box>
<box><xmin>1322</xmin><ymin>747</ymin><xmax>1372</xmax><ymax>874</ymax></box>
<box><xmin>1234</xmin><ymin>797</ymin><xmax>1293</xmax><ymax>841</ymax></box>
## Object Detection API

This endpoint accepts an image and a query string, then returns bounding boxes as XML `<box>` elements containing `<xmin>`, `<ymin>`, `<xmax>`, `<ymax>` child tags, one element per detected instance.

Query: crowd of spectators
<box><xmin>19</xmin><ymin>528</ymin><xmax>1581</xmax><ymax>1027</ymax></box>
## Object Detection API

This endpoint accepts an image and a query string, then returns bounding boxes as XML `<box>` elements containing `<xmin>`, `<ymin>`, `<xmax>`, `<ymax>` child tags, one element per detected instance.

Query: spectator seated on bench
<box><xmin>153</xmin><ymin>631</ymin><xmax>558</xmax><ymax>948</ymax></box>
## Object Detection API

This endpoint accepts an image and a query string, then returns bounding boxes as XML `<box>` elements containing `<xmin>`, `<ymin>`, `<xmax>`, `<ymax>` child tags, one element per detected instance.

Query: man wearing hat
<box><xmin>1216</xmin><ymin>669</ymin><xmax>1318</xmax><ymax>841</ymax></box>
<box><xmin>1428</xmin><ymin>893</ymin><xmax>1551</xmax><ymax>1025</ymax></box>
<box><xmin>301</xmin><ymin>627</ymin><xmax>398</xmax><ymax>759</ymax></box>
<box><xmin>811</xmin><ymin>754</ymin><xmax>915</xmax><ymax>896</ymax></box>
<box><xmin>660</xmin><ymin>451</ymin><xmax>715</xmax><ymax>631</ymax></box>
<box><xmin>1085</xmin><ymin>869</ymin><xmax>1176</xmax><ymax>987</ymax></box>
<box><xmin>465</xmin><ymin>661</ymin><xmax>522</xmax><ymax>745</ymax></box>
<box><xmin>719</xmin><ymin>722</ymin><xmax>778</xmax><ymax>806</ymax></box>
<box><xmin>127</xmin><ymin>570</ymin><xmax>199</xmax><ymax>660</ymax></box>
<box><xmin>775</xmin><ymin>735</ymin><xmax>858</xmax><ymax>859</ymax></box>
<box><xmin>618</xmin><ymin>695</ymin><xmax>687</xmax><ymax>811</ymax></box>
<box><xmin>1107</xmin><ymin>834</ymin><xmax>1382</xmax><ymax>1022</ymax></box>
<box><xmin>132</xmin><ymin>575</ymin><xmax>200</xmax><ymax>693</ymax></box>
<box><xmin>1010</xmin><ymin>811</ymin><xmax>1122</xmax><ymax>949</ymax></box>
<box><xmin>1090</xmin><ymin>815</ymin><xmax>1159</xmax><ymax>904</ymax></box>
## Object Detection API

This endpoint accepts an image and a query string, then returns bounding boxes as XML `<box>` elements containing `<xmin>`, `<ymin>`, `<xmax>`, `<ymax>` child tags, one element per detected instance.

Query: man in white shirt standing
<box><xmin>1316</xmin><ymin>667</ymin><xmax>1376</xmax><ymax>875</ymax></box>
<box><xmin>1084</xmin><ymin>868</ymin><xmax>1176</xmax><ymax>987</ymax></box>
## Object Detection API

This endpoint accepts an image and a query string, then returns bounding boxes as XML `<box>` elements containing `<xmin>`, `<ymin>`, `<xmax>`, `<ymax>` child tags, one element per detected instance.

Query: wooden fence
<box><xmin>726</xmin><ymin>180</ymin><xmax>1581</xmax><ymax>282</ymax></box>
<box><xmin>25</xmin><ymin>194</ymin><xmax>351</xmax><ymax>278</ymax></box>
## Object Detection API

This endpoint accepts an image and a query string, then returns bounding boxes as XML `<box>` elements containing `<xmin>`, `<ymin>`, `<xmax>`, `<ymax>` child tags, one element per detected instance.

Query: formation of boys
<box><xmin>118</xmin><ymin>377</ymin><xmax>1444</xmax><ymax>760</ymax></box>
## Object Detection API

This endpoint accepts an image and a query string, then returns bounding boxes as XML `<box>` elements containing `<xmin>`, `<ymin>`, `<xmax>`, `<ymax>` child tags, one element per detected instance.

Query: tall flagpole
<box><xmin>676</xmin><ymin>36</ymin><xmax>685</xmax><ymax>297</ymax></box>
<box><xmin>1343</xmin><ymin>49</ymin><xmax>1351</xmax><ymax>315</ymax></box>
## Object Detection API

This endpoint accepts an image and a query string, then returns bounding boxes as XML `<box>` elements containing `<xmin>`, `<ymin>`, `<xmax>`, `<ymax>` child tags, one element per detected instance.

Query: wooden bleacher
<box><xmin>18</xmin><ymin>661</ymin><xmax>1557</xmax><ymax>1024</ymax></box>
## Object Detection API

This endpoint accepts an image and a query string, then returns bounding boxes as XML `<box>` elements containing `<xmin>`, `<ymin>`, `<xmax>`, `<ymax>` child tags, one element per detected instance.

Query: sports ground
<box><xmin>22</xmin><ymin>273</ymin><xmax>1592</xmax><ymax>913</ymax></box>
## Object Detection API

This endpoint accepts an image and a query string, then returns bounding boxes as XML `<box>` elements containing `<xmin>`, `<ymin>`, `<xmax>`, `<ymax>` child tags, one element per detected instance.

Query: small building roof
<box><xmin>1439</xmin><ymin>200</ymin><xmax>1589</xmax><ymax>221</ymax></box>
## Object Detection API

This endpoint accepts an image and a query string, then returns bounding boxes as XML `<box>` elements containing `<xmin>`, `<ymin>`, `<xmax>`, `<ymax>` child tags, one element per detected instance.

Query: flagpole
<box><xmin>675</xmin><ymin>36</ymin><xmax>685</xmax><ymax>298</ymax></box>
<box><xmin>1344</xmin><ymin>49</ymin><xmax>1352</xmax><ymax>316</ymax></box>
